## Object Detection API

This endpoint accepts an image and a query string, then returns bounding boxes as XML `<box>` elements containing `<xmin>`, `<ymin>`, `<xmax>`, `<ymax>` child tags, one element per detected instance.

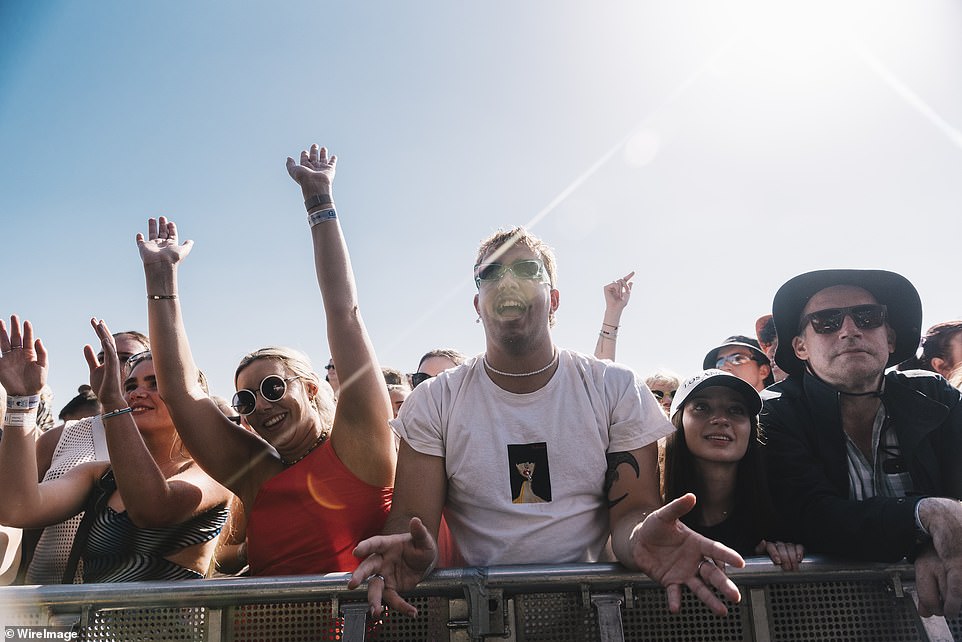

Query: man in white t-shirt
<box><xmin>350</xmin><ymin>227</ymin><xmax>744</xmax><ymax>617</ymax></box>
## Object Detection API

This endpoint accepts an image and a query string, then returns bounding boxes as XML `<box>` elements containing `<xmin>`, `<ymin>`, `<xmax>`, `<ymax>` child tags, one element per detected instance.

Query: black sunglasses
<box><xmin>232</xmin><ymin>375</ymin><xmax>299</xmax><ymax>416</ymax></box>
<box><xmin>473</xmin><ymin>259</ymin><xmax>548</xmax><ymax>288</ymax></box>
<box><xmin>650</xmin><ymin>389</ymin><xmax>676</xmax><ymax>401</ymax></box>
<box><xmin>410</xmin><ymin>372</ymin><xmax>433</xmax><ymax>388</ymax></box>
<box><xmin>799</xmin><ymin>304</ymin><xmax>888</xmax><ymax>335</ymax></box>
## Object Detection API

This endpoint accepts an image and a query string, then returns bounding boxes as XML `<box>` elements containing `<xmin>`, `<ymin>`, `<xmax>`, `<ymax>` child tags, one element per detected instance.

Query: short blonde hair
<box><xmin>235</xmin><ymin>347</ymin><xmax>335</xmax><ymax>432</ymax></box>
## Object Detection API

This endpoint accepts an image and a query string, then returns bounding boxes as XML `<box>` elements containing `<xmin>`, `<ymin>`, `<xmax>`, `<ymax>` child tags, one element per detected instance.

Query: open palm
<box><xmin>136</xmin><ymin>216</ymin><xmax>193</xmax><ymax>267</ymax></box>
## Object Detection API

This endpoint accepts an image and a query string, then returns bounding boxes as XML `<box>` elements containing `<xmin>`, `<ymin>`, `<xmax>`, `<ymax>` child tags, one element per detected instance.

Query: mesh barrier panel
<box><xmin>515</xmin><ymin>588</ymin><xmax>746</xmax><ymax>642</ymax></box>
<box><xmin>623</xmin><ymin>586</ymin><xmax>747</xmax><ymax>642</ymax></box>
<box><xmin>767</xmin><ymin>580</ymin><xmax>921</xmax><ymax>642</ymax></box>
<box><xmin>81</xmin><ymin>607</ymin><xmax>208</xmax><ymax>641</ymax></box>
<box><xmin>947</xmin><ymin>615</ymin><xmax>961</xmax><ymax>640</ymax></box>
<box><xmin>516</xmin><ymin>592</ymin><xmax>598</xmax><ymax>640</ymax></box>
<box><xmin>230</xmin><ymin>597</ymin><xmax>443</xmax><ymax>641</ymax></box>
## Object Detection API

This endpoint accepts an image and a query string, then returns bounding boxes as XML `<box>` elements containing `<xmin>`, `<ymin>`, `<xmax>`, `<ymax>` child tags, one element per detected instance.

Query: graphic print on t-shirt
<box><xmin>508</xmin><ymin>442</ymin><xmax>551</xmax><ymax>503</ymax></box>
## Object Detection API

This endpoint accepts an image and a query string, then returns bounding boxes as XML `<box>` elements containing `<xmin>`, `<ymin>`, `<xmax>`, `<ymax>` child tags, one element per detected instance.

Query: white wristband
<box><xmin>4</xmin><ymin>409</ymin><xmax>38</xmax><ymax>428</ymax></box>
<box><xmin>7</xmin><ymin>394</ymin><xmax>41</xmax><ymax>410</ymax></box>
<box><xmin>308</xmin><ymin>208</ymin><xmax>337</xmax><ymax>227</ymax></box>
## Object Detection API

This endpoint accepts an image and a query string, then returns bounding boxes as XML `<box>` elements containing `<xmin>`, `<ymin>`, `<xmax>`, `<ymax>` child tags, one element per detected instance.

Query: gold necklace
<box><xmin>281</xmin><ymin>431</ymin><xmax>327</xmax><ymax>466</ymax></box>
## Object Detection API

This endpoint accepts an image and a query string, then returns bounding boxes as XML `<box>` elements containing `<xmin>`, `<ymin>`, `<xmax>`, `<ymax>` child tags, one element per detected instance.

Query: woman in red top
<box><xmin>137</xmin><ymin>144</ymin><xmax>396</xmax><ymax>575</ymax></box>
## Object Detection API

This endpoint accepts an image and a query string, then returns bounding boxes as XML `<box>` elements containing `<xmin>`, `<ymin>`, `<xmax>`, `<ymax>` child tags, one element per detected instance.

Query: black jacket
<box><xmin>761</xmin><ymin>369</ymin><xmax>962</xmax><ymax>561</ymax></box>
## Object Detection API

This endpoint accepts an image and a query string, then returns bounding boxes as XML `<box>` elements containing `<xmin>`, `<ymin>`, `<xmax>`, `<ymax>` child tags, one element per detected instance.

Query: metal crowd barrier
<box><xmin>1</xmin><ymin>556</ymin><xmax>959</xmax><ymax>641</ymax></box>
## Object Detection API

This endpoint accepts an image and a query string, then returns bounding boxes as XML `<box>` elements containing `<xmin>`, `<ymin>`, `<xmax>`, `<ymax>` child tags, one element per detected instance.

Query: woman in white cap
<box><xmin>663</xmin><ymin>369</ymin><xmax>804</xmax><ymax>570</ymax></box>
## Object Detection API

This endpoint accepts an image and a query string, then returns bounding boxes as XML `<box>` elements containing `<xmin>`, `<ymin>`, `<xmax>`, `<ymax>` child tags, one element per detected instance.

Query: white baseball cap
<box><xmin>669</xmin><ymin>369</ymin><xmax>762</xmax><ymax>422</ymax></box>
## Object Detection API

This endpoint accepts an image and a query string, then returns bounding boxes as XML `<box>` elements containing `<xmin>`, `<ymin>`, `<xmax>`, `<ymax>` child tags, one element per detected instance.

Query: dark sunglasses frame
<box><xmin>473</xmin><ymin>259</ymin><xmax>548</xmax><ymax>288</ymax></box>
<box><xmin>232</xmin><ymin>375</ymin><xmax>299</xmax><ymax>416</ymax></box>
<box><xmin>650</xmin><ymin>389</ymin><xmax>676</xmax><ymax>401</ymax></box>
<box><xmin>798</xmin><ymin>304</ymin><xmax>888</xmax><ymax>335</ymax></box>
<box><xmin>410</xmin><ymin>372</ymin><xmax>434</xmax><ymax>388</ymax></box>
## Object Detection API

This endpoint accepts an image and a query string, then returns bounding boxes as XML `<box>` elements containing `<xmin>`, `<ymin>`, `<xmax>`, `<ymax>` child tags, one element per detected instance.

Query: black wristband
<box><xmin>304</xmin><ymin>193</ymin><xmax>333</xmax><ymax>212</ymax></box>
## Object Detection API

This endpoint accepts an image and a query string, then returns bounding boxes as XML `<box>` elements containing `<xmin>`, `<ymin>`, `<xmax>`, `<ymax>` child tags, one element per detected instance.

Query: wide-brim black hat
<box><xmin>772</xmin><ymin>269</ymin><xmax>922</xmax><ymax>377</ymax></box>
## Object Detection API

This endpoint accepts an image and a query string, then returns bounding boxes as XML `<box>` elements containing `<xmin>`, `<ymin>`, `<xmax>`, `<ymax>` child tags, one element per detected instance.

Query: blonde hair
<box><xmin>234</xmin><ymin>347</ymin><xmax>335</xmax><ymax>433</ymax></box>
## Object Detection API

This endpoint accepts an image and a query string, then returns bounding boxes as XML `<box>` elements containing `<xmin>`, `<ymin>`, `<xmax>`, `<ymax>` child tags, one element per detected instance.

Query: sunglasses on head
<box><xmin>410</xmin><ymin>372</ymin><xmax>433</xmax><ymax>388</ymax></box>
<box><xmin>474</xmin><ymin>259</ymin><xmax>548</xmax><ymax>288</ymax></box>
<box><xmin>232</xmin><ymin>375</ymin><xmax>299</xmax><ymax>416</ymax></box>
<box><xmin>799</xmin><ymin>304</ymin><xmax>888</xmax><ymax>335</ymax></box>
<box><xmin>651</xmin><ymin>389</ymin><xmax>676</xmax><ymax>401</ymax></box>
<box><xmin>122</xmin><ymin>350</ymin><xmax>153</xmax><ymax>374</ymax></box>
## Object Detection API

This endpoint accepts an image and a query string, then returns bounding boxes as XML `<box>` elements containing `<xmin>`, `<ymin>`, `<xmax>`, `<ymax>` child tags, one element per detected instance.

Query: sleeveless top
<box><xmin>246</xmin><ymin>439</ymin><xmax>393</xmax><ymax>576</ymax></box>
<box><xmin>82</xmin><ymin>470</ymin><xmax>229</xmax><ymax>583</ymax></box>
<box><xmin>27</xmin><ymin>416</ymin><xmax>110</xmax><ymax>584</ymax></box>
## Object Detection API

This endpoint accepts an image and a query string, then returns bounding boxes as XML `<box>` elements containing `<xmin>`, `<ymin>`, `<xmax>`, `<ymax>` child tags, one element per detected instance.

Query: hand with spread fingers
<box><xmin>83</xmin><ymin>318</ymin><xmax>127</xmax><ymax>410</ymax></box>
<box><xmin>0</xmin><ymin>315</ymin><xmax>48</xmax><ymax>397</ymax></box>
<box><xmin>347</xmin><ymin>517</ymin><xmax>438</xmax><ymax>618</ymax></box>
<box><xmin>286</xmin><ymin>143</ymin><xmax>336</xmax><ymax>204</ymax></box>
<box><xmin>630</xmin><ymin>494</ymin><xmax>744</xmax><ymax>616</ymax></box>
<box><xmin>136</xmin><ymin>216</ymin><xmax>194</xmax><ymax>268</ymax></box>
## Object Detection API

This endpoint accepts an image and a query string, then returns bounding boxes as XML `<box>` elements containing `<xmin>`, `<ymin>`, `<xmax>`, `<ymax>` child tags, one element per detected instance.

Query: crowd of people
<box><xmin>1</xmin><ymin>143</ymin><xmax>960</xmax><ymax>623</ymax></box>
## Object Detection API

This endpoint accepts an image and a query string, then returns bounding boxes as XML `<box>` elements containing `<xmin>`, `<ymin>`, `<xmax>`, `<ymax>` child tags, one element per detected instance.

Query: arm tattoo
<box><xmin>604</xmin><ymin>451</ymin><xmax>640</xmax><ymax>509</ymax></box>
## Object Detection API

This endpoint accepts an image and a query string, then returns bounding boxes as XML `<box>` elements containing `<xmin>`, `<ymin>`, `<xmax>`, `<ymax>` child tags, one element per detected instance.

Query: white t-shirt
<box><xmin>391</xmin><ymin>350</ymin><xmax>672</xmax><ymax>566</ymax></box>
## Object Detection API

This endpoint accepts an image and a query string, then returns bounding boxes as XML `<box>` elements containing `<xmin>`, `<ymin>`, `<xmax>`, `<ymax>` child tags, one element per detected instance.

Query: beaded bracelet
<box><xmin>102</xmin><ymin>407</ymin><xmax>135</xmax><ymax>420</ymax></box>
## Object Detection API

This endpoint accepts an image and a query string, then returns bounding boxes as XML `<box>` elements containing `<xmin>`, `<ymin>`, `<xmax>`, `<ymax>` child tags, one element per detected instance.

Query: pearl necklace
<box><xmin>281</xmin><ymin>430</ymin><xmax>327</xmax><ymax>466</ymax></box>
<box><xmin>483</xmin><ymin>349</ymin><xmax>558</xmax><ymax>378</ymax></box>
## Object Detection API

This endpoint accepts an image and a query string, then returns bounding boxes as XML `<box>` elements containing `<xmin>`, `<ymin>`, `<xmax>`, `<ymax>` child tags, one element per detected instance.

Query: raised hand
<box><xmin>136</xmin><ymin>216</ymin><xmax>193</xmax><ymax>268</ymax></box>
<box><xmin>0</xmin><ymin>315</ymin><xmax>48</xmax><ymax>396</ymax></box>
<box><xmin>83</xmin><ymin>318</ymin><xmax>126</xmax><ymax>409</ymax></box>
<box><xmin>347</xmin><ymin>517</ymin><xmax>438</xmax><ymax>618</ymax></box>
<box><xmin>603</xmin><ymin>271</ymin><xmax>635</xmax><ymax>315</ymax></box>
<box><xmin>630</xmin><ymin>494</ymin><xmax>744</xmax><ymax>616</ymax></box>
<box><xmin>286</xmin><ymin>144</ymin><xmax>336</xmax><ymax>200</ymax></box>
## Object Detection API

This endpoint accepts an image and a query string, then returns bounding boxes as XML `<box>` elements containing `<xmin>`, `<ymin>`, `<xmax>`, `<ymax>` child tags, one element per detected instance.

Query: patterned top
<box><xmin>82</xmin><ymin>470</ymin><xmax>228</xmax><ymax>583</ymax></box>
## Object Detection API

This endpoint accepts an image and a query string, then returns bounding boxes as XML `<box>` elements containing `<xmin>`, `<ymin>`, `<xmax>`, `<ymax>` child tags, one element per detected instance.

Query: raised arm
<box><xmin>0</xmin><ymin>316</ymin><xmax>101</xmax><ymax>527</ymax></box>
<box><xmin>594</xmin><ymin>272</ymin><xmax>633</xmax><ymax>360</ymax></box>
<box><xmin>607</xmin><ymin>444</ymin><xmax>744</xmax><ymax>616</ymax></box>
<box><xmin>87</xmin><ymin>317</ymin><xmax>230</xmax><ymax>528</ymax></box>
<box><xmin>139</xmin><ymin>218</ymin><xmax>278</xmax><ymax>501</ymax></box>
<box><xmin>285</xmin><ymin>144</ymin><xmax>395</xmax><ymax>487</ymax></box>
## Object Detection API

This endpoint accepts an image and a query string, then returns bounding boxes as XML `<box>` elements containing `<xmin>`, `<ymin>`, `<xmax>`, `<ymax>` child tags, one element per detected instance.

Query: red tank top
<box><xmin>246</xmin><ymin>440</ymin><xmax>392</xmax><ymax>575</ymax></box>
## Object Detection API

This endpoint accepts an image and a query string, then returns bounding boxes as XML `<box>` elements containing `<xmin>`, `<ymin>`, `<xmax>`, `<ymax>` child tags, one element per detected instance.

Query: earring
<box><xmin>476</xmin><ymin>316</ymin><xmax>481</xmax><ymax>324</ymax></box>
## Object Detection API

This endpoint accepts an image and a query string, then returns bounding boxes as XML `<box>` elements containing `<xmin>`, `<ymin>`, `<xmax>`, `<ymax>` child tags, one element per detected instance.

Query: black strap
<box><xmin>61</xmin><ymin>468</ymin><xmax>116</xmax><ymax>584</ymax></box>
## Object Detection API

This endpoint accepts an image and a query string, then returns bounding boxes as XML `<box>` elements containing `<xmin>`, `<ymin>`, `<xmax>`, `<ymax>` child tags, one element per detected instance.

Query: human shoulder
<box><xmin>559</xmin><ymin>349</ymin><xmax>638</xmax><ymax>385</ymax></box>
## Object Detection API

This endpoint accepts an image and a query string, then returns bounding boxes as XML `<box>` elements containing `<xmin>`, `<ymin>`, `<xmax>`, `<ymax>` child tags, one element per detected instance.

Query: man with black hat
<box><xmin>762</xmin><ymin>269</ymin><xmax>962</xmax><ymax>619</ymax></box>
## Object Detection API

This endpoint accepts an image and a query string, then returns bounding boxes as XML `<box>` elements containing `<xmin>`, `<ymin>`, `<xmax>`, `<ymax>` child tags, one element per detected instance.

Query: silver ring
<box><xmin>367</xmin><ymin>573</ymin><xmax>385</xmax><ymax>584</ymax></box>
<box><xmin>696</xmin><ymin>558</ymin><xmax>714</xmax><ymax>575</ymax></box>
<box><xmin>10</xmin><ymin>345</ymin><xmax>22</xmax><ymax>350</ymax></box>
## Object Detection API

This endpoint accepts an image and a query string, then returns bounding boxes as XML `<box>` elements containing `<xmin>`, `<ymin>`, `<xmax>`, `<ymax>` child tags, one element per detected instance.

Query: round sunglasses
<box><xmin>232</xmin><ymin>375</ymin><xmax>300</xmax><ymax>416</ymax></box>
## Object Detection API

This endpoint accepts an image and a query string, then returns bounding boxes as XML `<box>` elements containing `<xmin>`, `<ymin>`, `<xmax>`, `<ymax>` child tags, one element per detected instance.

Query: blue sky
<box><xmin>2</xmin><ymin>1</ymin><xmax>961</xmax><ymax>410</ymax></box>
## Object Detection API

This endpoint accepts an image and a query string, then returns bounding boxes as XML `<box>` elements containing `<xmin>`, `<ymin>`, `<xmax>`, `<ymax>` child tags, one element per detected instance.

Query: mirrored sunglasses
<box><xmin>714</xmin><ymin>353</ymin><xmax>755</xmax><ymax>369</ymax></box>
<box><xmin>474</xmin><ymin>259</ymin><xmax>548</xmax><ymax>287</ymax></box>
<box><xmin>410</xmin><ymin>372</ymin><xmax>434</xmax><ymax>388</ymax></box>
<box><xmin>232</xmin><ymin>375</ymin><xmax>299</xmax><ymax>416</ymax></box>
<box><xmin>799</xmin><ymin>304</ymin><xmax>887</xmax><ymax>335</ymax></box>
